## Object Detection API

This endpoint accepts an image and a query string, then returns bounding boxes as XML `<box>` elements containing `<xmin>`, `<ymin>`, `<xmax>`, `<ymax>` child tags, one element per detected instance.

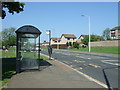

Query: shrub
<box><xmin>73</xmin><ymin>42</ymin><xmax>79</xmax><ymax>49</ymax></box>
<box><xmin>66</xmin><ymin>42</ymin><xmax>69</xmax><ymax>46</ymax></box>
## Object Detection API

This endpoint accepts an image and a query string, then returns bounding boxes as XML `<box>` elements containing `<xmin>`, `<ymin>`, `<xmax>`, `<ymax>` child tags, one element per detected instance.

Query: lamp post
<box><xmin>81</xmin><ymin>15</ymin><xmax>91</xmax><ymax>52</ymax></box>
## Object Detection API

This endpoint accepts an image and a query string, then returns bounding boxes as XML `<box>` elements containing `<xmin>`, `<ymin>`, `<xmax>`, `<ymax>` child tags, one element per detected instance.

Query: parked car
<box><xmin>79</xmin><ymin>43</ymin><xmax>87</xmax><ymax>48</ymax></box>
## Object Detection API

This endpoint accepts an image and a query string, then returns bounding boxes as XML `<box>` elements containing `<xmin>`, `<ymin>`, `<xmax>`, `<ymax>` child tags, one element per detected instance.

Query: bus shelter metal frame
<box><xmin>15</xmin><ymin>25</ymin><xmax>41</xmax><ymax>73</ymax></box>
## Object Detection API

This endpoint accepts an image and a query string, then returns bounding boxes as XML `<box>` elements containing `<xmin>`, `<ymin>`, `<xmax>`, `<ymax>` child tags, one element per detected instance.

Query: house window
<box><xmin>73</xmin><ymin>38</ymin><xmax>75</xmax><ymax>40</ymax></box>
<box><xmin>67</xmin><ymin>38</ymin><xmax>70</xmax><ymax>40</ymax></box>
<box><xmin>54</xmin><ymin>41</ymin><xmax>57</xmax><ymax>43</ymax></box>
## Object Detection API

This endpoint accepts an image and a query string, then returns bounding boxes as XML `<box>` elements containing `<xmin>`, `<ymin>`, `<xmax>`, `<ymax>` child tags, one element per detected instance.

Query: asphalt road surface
<box><xmin>41</xmin><ymin>49</ymin><xmax>119</xmax><ymax>88</ymax></box>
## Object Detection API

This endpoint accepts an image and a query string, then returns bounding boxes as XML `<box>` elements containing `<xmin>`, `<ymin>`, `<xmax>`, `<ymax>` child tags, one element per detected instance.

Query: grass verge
<box><xmin>1</xmin><ymin>47</ymin><xmax>49</xmax><ymax>87</ymax></box>
<box><xmin>2</xmin><ymin>48</ymin><xmax>16</xmax><ymax>86</ymax></box>
<box><xmin>66</xmin><ymin>46</ymin><xmax>120</xmax><ymax>54</ymax></box>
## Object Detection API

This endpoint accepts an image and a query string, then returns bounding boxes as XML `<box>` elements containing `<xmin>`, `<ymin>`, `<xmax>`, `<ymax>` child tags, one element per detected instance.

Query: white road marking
<box><xmin>41</xmin><ymin>53</ymin><xmax>108</xmax><ymax>88</ymax></box>
<box><xmin>74</xmin><ymin>60</ymin><xmax>85</xmax><ymax>63</ymax></box>
<box><xmin>102</xmin><ymin>60</ymin><xmax>119</xmax><ymax>66</ymax></box>
<box><xmin>88</xmin><ymin>58</ymin><xmax>91</xmax><ymax>59</ymax></box>
<box><xmin>79</xmin><ymin>67</ymin><xmax>83</xmax><ymax>70</ymax></box>
<box><xmin>88</xmin><ymin>64</ymin><xmax>101</xmax><ymax>68</ymax></box>
<box><xmin>76</xmin><ymin>56</ymin><xmax>87</xmax><ymax>59</ymax></box>
<box><xmin>76</xmin><ymin>56</ymin><xmax>92</xmax><ymax>60</ymax></box>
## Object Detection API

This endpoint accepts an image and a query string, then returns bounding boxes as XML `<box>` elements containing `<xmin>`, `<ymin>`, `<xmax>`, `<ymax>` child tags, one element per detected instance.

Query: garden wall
<box><xmin>90</xmin><ymin>40</ymin><xmax>120</xmax><ymax>47</ymax></box>
<box><xmin>51</xmin><ymin>44</ymin><xmax>67</xmax><ymax>49</ymax></box>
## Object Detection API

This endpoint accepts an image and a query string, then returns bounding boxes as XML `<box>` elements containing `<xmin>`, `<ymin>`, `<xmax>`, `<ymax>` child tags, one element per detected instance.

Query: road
<box><xmin>41</xmin><ymin>49</ymin><xmax>119</xmax><ymax>88</ymax></box>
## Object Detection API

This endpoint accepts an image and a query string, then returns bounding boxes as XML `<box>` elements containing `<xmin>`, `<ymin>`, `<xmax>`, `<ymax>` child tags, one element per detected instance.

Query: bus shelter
<box><xmin>15</xmin><ymin>25</ymin><xmax>41</xmax><ymax>73</ymax></box>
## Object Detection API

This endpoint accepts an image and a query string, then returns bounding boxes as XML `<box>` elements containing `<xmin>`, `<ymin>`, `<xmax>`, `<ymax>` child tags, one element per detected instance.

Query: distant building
<box><xmin>36</xmin><ymin>41</ymin><xmax>49</xmax><ymax>48</ymax></box>
<box><xmin>110</xmin><ymin>26</ymin><xmax>120</xmax><ymax>40</ymax></box>
<box><xmin>51</xmin><ymin>38</ymin><xmax>61</xmax><ymax>45</ymax></box>
<box><xmin>41</xmin><ymin>41</ymin><xmax>49</xmax><ymax>47</ymax></box>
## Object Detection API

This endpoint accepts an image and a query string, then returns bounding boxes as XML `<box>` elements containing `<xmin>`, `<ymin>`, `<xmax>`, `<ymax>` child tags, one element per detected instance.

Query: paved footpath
<box><xmin>7</xmin><ymin>59</ymin><xmax>105</xmax><ymax>88</ymax></box>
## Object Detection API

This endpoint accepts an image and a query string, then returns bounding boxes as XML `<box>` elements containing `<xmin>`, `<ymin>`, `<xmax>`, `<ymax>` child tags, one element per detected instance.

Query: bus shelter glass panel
<box><xmin>17</xmin><ymin>33</ymin><xmax>40</xmax><ymax>71</ymax></box>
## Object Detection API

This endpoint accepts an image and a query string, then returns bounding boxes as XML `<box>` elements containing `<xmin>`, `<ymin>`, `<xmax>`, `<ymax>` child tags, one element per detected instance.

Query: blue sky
<box><xmin>2</xmin><ymin>2</ymin><xmax>118</xmax><ymax>42</ymax></box>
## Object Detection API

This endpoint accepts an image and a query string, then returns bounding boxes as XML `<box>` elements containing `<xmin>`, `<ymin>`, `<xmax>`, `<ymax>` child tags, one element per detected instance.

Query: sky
<box><xmin>2</xmin><ymin>2</ymin><xmax>118</xmax><ymax>42</ymax></box>
<box><xmin>16</xmin><ymin>0</ymin><xmax>120</xmax><ymax>2</ymax></box>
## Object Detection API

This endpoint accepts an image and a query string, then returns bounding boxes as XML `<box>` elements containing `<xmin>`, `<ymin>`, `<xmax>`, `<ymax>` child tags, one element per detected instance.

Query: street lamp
<box><xmin>81</xmin><ymin>14</ymin><xmax>91</xmax><ymax>52</ymax></box>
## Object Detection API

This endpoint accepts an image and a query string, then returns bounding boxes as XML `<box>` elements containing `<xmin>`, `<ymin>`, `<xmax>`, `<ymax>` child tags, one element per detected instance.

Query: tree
<box><xmin>66</xmin><ymin>42</ymin><xmax>72</xmax><ymax>47</ymax></box>
<box><xmin>2</xmin><ymin>27</ymin><xmax>16</xmax><ymax>47</ymax></box>
<box><xmin>69</xmin><ymin>42</ymin><xmax>72</xmax><ymax>46</ymax></box>
<box><xmin>81</xmin><ymin>36</ymin><xmax>89</xmax><ymax>45</ymax></box>
<box><xmin>102</xmin><ymin>28</ymin><xmax>110</xmax><ymax>40</ymax></box>
<box><xmin>66</xmin><ymin>42</ymin><xmax>69</xmax><ymax>46</ymax></box>
<box><xmin>81</xmin><ymin>35</ymin><xmax>104</xmax><ymax>45</ymax></box>
<box><xmin>1</xmin><ymin>2</ymin><xmax>25</xmax><ymax>19</ymax></box>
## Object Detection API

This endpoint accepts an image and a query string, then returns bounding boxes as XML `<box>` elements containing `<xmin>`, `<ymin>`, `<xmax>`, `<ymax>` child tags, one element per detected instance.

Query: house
<box><xmin>60</xmin><ymin>34</ymin><xmax>77</xmax><ymax>44</ymax></box>
<box><xmin>50</xmin><ymin>34</ymin><xmax>77</xmax><ymax>49</ymax></box>
<box><xmin>78</xmin><ymin>35</ymin><xmax>88</xmax><ymax>43</ymax></box>
<box><xmin>110</xmin><ymin>26</ymin><xmax>120</xmax><ymax>40</ymax></box>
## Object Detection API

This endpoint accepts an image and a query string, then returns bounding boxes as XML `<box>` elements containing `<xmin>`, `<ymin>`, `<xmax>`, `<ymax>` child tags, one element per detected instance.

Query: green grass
<box><xmin>67</xmin><ymin>46</ymin><xmax>120</xmax><ymax>54</ymax></box>
<box><xmin>40</xmin><ymin>55</ymin><xmax>49</xmax><ymax>61</ymax></box>
<box><xmin>1</xmin><ymin>47</ymin><xmax>49</xmax><ymax>86</ymax></box>
<box><xmin>1</xmin><ymin>48</ymin><xmax>16</xmax><ymax>86</ymax></box>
